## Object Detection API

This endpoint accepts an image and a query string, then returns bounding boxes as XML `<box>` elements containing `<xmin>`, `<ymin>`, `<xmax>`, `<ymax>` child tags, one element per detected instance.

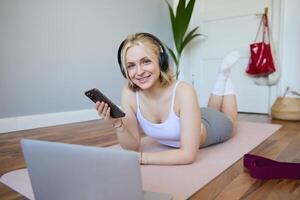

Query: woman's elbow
<box><xmin>181</xmin><ymin>152</ymin><xmax>197</xmax><ymax>165</ymax></box>
<box><xmin>185</xmin><ymin>157</ymin><xmax>197</xmax><ymax>165</ymax></box>
<box><xmin>119</xmin><ymin>143</ymin><xmax>139</xmax><ymax>152</ymax></box>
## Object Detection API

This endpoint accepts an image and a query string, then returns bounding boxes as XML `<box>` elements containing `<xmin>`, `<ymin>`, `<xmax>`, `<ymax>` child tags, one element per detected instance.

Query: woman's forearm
<box><xmin>141</xmin><ymin>149</ymin><xmax>197</xmax><ymax>165</ymax></box>
<box><xmin>115</xmin><ymin>123</ymin><xmax>140</xmax><ymax>151</ymax></box>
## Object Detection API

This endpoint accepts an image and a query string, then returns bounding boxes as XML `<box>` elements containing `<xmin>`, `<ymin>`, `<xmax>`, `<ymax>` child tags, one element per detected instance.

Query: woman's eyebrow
<box><xmin>126</xmin><ymin>57</ymin><xmax>149</xmax><ymax>64</ymax></box>
<box><xmin>140</xmin><ymin>56</ymin><xmax>150</xmax><ymax>61</ymax></box>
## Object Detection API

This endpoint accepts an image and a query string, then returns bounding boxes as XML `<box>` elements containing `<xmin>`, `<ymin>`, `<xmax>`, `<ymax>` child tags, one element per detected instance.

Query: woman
<box><xmin>96</xmin><ymin>33</ymin><xmax>240</xmax><ymax>165</ymax></box>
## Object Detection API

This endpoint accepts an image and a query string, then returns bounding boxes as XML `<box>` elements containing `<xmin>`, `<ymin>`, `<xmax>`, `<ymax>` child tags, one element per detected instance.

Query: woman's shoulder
<box><xmin>121</xmin><ymin>85</ymin><xmax>137</xmax><ymax>110</ymax></box>
<box><xmin>176</xmin><ymin>81</ymin><xmax>198</xmax><ymax>101</ymax></box>
<box><xmin>176</xmin><ymin>81</ymin><xmax>195</xmax><ymax>93</ymax></box>
<box><xmin>121</xmin><ymin>85</ymin><xmax>137</xmax><ymax>101</ymax></box>
<box><xmin>122</xmin><ymin>85</ymin><xmax>135</xmax><ymax>95</ymax></box>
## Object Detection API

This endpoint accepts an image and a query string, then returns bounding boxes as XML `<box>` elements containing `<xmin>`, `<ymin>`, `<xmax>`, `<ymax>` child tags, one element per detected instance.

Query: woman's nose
<box><xmin>136</xmin><ymin>65</ymin><xmax>144</xmax><ymax>75</ymax></box>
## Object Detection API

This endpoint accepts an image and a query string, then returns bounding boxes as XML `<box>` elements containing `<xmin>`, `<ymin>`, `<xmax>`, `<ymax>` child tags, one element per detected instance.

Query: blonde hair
<box><xmin>120</xmin><ymin>33</ymin><xmax>174</xmax><ymax>91</ymax></box>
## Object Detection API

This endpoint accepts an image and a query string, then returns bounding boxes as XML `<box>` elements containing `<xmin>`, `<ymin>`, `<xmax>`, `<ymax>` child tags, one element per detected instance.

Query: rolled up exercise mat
<box><xmin>243</xmin><ymin>154</ymin><xmax>300</xmax><ymax>179</ymax></box>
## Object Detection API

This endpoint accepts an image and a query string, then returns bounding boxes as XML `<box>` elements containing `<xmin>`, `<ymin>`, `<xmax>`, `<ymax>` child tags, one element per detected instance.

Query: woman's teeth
<box><xmin>138</xmin><ymin>76</ymin><xmax>150</xmax><ymax>83</ymax></box>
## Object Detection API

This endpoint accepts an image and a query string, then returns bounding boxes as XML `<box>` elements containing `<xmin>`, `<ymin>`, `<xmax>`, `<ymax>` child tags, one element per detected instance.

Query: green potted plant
<box><xmin>165</xmin><ymin>0</ymin><xmax>202</xmax><ymax>80</ymax></box>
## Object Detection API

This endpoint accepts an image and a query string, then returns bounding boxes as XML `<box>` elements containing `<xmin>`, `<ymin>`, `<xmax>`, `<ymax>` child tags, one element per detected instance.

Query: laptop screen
<box><xmin>21</xmin><ymin>139</ymin><xmax>144</xmax><ymax>200</ymax></box>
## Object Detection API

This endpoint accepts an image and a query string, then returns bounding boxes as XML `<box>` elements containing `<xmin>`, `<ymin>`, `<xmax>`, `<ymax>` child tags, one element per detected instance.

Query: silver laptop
<box><xmin>21</xmin><ymin>139</ymin><xmax>172</xmax><ymax>200</ymax></box>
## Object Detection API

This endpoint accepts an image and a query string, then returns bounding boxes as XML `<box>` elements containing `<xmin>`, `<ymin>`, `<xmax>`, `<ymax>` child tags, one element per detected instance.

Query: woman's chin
<box><xmin>134</xmin><ymin>78</ymin><xmax>153</xmax><ymax>90</ymax></box>
<box><xmin>136</xmin><ymin>82</ymin><xmax>151</xmax><ymax>90</ymax></box>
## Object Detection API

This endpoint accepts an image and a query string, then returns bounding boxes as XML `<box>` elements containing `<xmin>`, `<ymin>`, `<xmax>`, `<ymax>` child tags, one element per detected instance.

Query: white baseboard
<box><xmin>0</xmin><ymin>109</ymin><xmax>100</xmax><ymax>134</ymax></box>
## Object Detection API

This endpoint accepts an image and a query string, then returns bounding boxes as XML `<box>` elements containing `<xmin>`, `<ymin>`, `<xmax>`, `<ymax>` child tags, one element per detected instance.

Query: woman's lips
<box><xmin>137</xmin><ymin>75</ymin><xmax>151</xmax><ymax>84</ymax></box>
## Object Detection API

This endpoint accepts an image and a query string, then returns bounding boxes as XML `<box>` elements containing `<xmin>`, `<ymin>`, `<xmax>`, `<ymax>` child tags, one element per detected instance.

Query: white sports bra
<box><xmin>136</xmin><ymin>81</ymin><xmax>181</xmax><ymax>147</ymax></box>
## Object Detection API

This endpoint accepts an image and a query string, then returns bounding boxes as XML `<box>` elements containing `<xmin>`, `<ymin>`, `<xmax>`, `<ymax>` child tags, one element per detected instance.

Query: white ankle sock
<box><xmin>223</xmin><ymin>78</ymin><xmax>235</xmax><ymax>95</ymax></box>
<box><xmin>212</xmin><ymin>73</ymin><xmax>228</xmax><ymax>95</ymax></box>
<box><xmin>220</xmin><ymin>51</ymin><xmax>240</xmax><ymax>74</ymax></box>
<box><xmin>211</xmin><ymin>51</ymin><xmax>240</xmax><ymax>96</ymax></box>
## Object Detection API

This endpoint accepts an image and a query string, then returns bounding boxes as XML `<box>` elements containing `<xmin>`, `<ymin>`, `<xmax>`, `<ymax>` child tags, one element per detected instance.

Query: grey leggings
<box><xmin>200</xmin><ymin>107</ymin><xmax>233</xmax><ymax>147</ymax></box>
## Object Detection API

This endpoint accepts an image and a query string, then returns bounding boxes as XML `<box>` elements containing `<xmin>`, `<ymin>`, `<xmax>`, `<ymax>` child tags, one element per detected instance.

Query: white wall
<box><xmin>280</xmin><ymin>0</ymin><xmax>300</xmax><ymax>95</ymax></box>
<box><xmin>0</xmin><ymin>0</ymin><xmax>172</xmax><ymax>119</ymax></box>
<box><xmin>0</xmin><ymin>0</ymin><xmax>173</xmax><ymax>133</ymax></box>
<box><xmin>177</xmin><ymin>0</ymin><xmax>299</xmax><ymax>108</ymax></box>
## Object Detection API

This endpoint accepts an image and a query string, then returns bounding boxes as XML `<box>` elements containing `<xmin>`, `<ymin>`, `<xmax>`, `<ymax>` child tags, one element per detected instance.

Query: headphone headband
<box><xmin>117</xmin><ymin>32</ymin><xmax>169</xmax><ymax>78</ymax></box>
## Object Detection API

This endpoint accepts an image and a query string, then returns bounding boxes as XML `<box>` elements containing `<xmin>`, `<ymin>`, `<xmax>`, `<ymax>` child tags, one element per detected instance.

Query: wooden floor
<box><xmin>0</xmin><ymin>113</ymin><xmax>300</xmax><ymax>200</ymax></box>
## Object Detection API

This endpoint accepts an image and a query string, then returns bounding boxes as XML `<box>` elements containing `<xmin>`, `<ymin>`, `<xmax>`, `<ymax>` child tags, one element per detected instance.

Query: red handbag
<box><xmin>246</xmin><ymin>13</ymin><xmax>276</xmax><ymax>76</ymax></box>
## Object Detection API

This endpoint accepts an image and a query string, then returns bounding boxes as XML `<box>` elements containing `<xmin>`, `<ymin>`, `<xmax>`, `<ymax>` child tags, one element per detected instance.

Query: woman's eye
<box><xmin>143</xmin><ymin>59</ymin><xmax>151</xmax><ymax>64</ymax></box>
<box><xmin>127</xmin><ymin>64</ymin><xmax>135</xmax><ymax>69</ymax></box>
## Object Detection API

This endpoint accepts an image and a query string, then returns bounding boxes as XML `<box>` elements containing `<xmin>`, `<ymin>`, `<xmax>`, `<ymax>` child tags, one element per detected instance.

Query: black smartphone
<box><xmin>85</xmin><ymin>88</ymin><xmax>125</xmax><ymax>118</ymax></box>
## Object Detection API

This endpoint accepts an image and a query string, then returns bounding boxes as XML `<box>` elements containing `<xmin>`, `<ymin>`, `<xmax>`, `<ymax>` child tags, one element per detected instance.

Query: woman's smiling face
<box><xmin>125</xmin><ymin>44</ymin><xmax>161</xmax><ymax>90</ymax></box>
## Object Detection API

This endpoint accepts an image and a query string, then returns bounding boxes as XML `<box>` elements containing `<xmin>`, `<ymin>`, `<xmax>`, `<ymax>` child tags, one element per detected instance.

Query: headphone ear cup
<box><xmin>117</xmin><ymin>41</ymin><xmax>127</xmax><ymax>79</ymax></box>
<box><xmin>159</xmin><ymin>52</ymin><xmax>169</xmax><ymax>71</ymax></box>
<box><xmin>120</xmin><ymin>67</ymin><xmax>126</xmax><ymax>78</ymax></box>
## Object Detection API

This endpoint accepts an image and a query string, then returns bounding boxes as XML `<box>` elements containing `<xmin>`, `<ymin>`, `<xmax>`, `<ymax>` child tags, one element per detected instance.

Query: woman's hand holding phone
<box><xmin>85</xmin><ymin>88</ymin><xmax>125</xmax><ymax>128</ymax></box>
<box><xmin>95</xmin><ymin>101</ymin><xmax>123</xmax><ymax>128</ymax></box>
<box><xmin>85</xmin><ymin>88</ymin><xmax>125</xmax><ymax>119</ymax></box>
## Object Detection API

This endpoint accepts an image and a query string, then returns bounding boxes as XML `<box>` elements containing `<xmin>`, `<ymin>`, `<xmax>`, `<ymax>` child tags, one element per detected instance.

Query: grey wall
<box><xmin>0</xmin><ymin>0</ymin><xmax>172</xmax><ymax>118</ymax></box>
